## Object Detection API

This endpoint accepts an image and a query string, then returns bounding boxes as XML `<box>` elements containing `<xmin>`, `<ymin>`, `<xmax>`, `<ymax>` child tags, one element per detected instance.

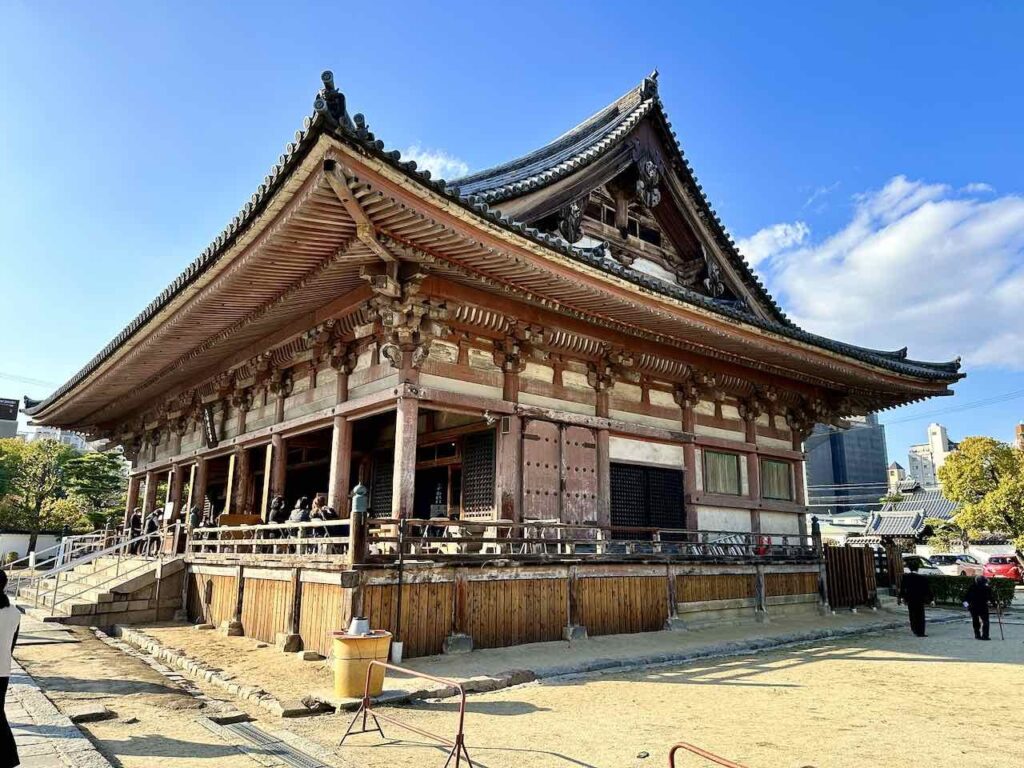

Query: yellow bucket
<box><xmin>331</xmin><ymin>630</ymin><xmax>392</xmax><ymax>699</ymax></box>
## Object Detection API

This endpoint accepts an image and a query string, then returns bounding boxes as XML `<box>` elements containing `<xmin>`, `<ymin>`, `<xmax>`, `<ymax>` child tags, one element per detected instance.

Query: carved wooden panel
<box><xmin>561</xmin><ymin>425</ymin><xmax>597</xmax><ymax>524</ymax></box>
<box><xmin>522</xmin><ymin>419</ymin><xmax>560</xmax><ymax>520</ymax></box>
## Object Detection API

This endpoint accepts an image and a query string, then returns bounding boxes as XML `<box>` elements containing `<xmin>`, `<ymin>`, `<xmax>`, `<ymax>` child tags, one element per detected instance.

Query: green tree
<box><xmin>0</xmin><ymin>438</ymin><xmax>78</xmax><ymax>549</ymax></box>
<box><xmin>66</xmin><ymin>450</ymin><xmax>128</xmax><ymax>525</ymax></box>
<box><xmin>939</xmin><ymin>436</ymin><xmax>1024</xmax><ymax>550</ymax></box>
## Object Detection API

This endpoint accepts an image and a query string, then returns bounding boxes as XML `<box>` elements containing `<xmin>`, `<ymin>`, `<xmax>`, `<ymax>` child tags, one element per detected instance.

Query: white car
<box><xmin>901</xmin><ymin>554</ymin><xmax>943</xmax><ymax>576</ymax></box>
<box><xmin>928</xmin><ymin>553</ymin><xmax>985</xmax><ymax>577</ymax></box>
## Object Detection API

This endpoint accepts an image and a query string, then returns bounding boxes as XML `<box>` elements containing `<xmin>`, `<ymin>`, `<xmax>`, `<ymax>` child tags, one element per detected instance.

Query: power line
<box><xmin>0</xmin><ymin>371</ymin><xmax>58</xmax><ymax>388</ymax></box>
<box><xmin>883</xmin><ymin>387</ymin><xmax>1024</xmax><ymax>425</ymax></box>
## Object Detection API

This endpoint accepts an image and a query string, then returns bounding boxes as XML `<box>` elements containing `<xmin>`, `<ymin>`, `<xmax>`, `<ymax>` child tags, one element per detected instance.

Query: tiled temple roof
<box><xmin>864</xmin><ymin>511</ymin><xmax>926</xmax><ymax>537</ymax></box>
<box><xmin>26</xmin><ymin>71</ymin><xmax>963</xmax><ymax>418</ymax></box>
<box><xmin>881</xmin><ymin>487</ymin><xmax>960</xmax><ymax>520</ymax></box>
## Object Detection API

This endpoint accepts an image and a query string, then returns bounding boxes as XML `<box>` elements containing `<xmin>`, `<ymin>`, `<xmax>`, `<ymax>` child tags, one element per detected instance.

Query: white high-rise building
<box><xmin>907</xmin><ymin>423</ymin><xmax>956</xmax><ymax>488</ymax></box>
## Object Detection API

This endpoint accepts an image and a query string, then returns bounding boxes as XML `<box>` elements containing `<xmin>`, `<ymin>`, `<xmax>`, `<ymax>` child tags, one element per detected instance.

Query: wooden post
<box><xmin>169</xmin><ymin>465</ymin><xmax>185</xmax><ymax>519</ymax></box>
<box><xmin>595</xmin><ymin>428</ymin><xmax>611</xmax><ymax>528</ymax></box>
<box><xmin>443</xmin><ymin>568</ymin><xmax>474</xmax><ymax>654</ymax></box>
<box><xmin>260</xmin><ymin>444</ymin><xmax>273</xmax><ymax>521</ymax></box>
<box><xmin>271</xmin><ymin>433</ymin><xmax>287</xmax><ymax>502</ymax></box>
<box><xmin>745</xmin><ymin>416</ymin><xmax>761</xmax><ymax>535</ymax></box>
<box><xmin>233</xmin><ymin>447</ymin><xmax>252</xmax><ymax>514</ymax></box>
<box><xmin>124</xmin><ymin>475</ymin><xmax>141</xmax><ymax>528</ymax></box>
<box><xmin>193</xmin><ymin>457</ymin><xmax>210</xmax><ymax>517</ymax></box>
<box><xmin>391</xmin><ymin>396</ymin><xmax>419</xmax><ymax>519</ymax></box>
<box><xmin>681</xmin><ymin>402</ymin><xmax>698</xmax><ymax>530</ymax></box>
<box><xmin>223</xmin><ymin>452</ymin><xmax>237</xmax><ymax>515</ymax></box>
<box><xmin>327</xmin><ymin>415</ymin><xmax>353</xmax><ymax>511</ymax></box>
<box><xmin>495</xmin><ymin>414</ymin><xmax>522</xmax><ymax>522</ymax></box>
<box><xmin>141</xmin><ymin>470</ymin><xmax>158</xmax><ymax>516</ymax></box>
<box><xmin>277</xmin><ymin>567</ymin><xmax>303</xmax><ymax>652</ymax></box>
<box><xmin>224</xmin><ymin>565</ymin><xmax>244</xmax><ymax>636</ymax></box>
<box><xmin>563</xmin><ymin>565</ymin><xmax>587</xmax><ymax>640</ymax></box>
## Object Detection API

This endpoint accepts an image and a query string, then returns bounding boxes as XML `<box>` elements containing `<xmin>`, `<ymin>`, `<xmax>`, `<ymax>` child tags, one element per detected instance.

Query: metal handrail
<box><xmin>340</xmin><ymin>659</ymin><xmax>473</xmax><ymax>767</ymax></box>
<box><xmin>44</xmin><ymin>523</ymin><xmax>182</xmax><ymax>615</ymax></box>
<box><xmin>4</xmin><ymin>531</ymin><xmax>121</xmax><ymax>596</ymax></box>
<box><xmin>669</xmin><ymin>742</ymin><xmax>749</xmax><ymax>767</ymax></box>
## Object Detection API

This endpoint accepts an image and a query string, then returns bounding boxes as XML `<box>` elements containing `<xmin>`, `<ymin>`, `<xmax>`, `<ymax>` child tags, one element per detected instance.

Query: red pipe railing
<box><xmin>340</xmin><ymin>660</ymin><xmax>473</xmax><ymax>767</ymax></box>
<box><xmin>669</xmin><ymin>742</ymin><xmax>749</xmax><ymax>767</ymax></box>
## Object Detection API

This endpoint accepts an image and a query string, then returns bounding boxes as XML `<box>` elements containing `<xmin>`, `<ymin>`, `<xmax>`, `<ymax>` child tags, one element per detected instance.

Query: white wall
<box><xmin>0</xmin><ymin>533</ymin><xmax>60</xmax><ymax>563</ymax></box>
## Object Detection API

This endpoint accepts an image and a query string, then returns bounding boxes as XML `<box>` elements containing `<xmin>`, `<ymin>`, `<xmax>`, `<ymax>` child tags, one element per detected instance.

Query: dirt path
<box><xmin>14</xmin><ymin>620</ymin><xmax>266</xmax><ymax>768</ymax></box>
<box><xmin>286</xmin><ymin>617</ymin><xmax>1024</xmax><ymax>768</ymax></box>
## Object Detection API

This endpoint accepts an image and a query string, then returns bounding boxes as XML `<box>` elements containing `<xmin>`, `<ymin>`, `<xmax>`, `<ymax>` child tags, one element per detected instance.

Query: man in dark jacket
<box><xmin>963</xmin><ymin>576</ymin><xmax>995</xmax><ymax>640</ymax></box>
<box><xmin>899</xmin><ymin>560</ymin><xmax>933</xmax><ymax>637</ymax></box>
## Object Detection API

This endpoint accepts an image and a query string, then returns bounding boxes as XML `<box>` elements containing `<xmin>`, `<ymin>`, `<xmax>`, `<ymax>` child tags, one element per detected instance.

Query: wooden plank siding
<box><xmin>465</xmin><ymin>578</ymin><xmax>567</xmax><ymax>649</ymax></box>
<box><xmin>677</xmin><ymin>573</ymin><xmax>756</xmax><ymax>603</ymax></box>
<box><xmin>363</xmin><ymin>582</ymin><xmax>453</xmax><ymax>658</ymax></box>
<box><xmin>187</xmin><ymin>572</ymin><xmax>237</xmax><ymax>627</ymax></box>
<box><xmin>298</xmin><ymin>582</ymin><xmax>352</xmax><ymax>657</ymax></box>
<box><xmin>765</xmin><ymin>571</ymin><xmax>819</xmax><ymax>597</ymax></box>
<box><xmin>241</xmin><ymin>577</ymin><xmax>294</xmax><ymax>644</ymax></box>
<box><xmin>577</xmin><ymin>576</ymin><xmax>667</xmax><ymax>636</ymax></box>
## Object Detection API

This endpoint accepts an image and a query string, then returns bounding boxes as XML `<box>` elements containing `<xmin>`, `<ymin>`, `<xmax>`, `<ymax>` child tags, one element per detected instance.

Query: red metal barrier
<box><xmin>669</xmin><ymin>742</ymin><xmax>749</xmax><ymax>767</ymax></box>
<box><xmin>339</xmin><ymin>660</ymin><xmax>473</xmax><ymax>767</ymax></box>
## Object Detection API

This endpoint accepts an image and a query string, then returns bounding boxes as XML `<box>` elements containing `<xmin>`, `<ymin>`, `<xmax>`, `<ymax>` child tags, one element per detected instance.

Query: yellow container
<box><xmin>332</xmin><ymin>630</ymin><xmax>392</xmax><ymax>699</ymax></box>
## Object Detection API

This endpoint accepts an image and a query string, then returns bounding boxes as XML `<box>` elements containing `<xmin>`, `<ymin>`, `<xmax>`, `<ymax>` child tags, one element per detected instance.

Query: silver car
<box><xmin>929</xmin><ymin>553</ymin><xmax>985</xmax><ymax>577</ymax></box>
<box><xmin>901</xmin><ymin>554</ymin><xmax>944</xmax><ymax>576</ymax></box>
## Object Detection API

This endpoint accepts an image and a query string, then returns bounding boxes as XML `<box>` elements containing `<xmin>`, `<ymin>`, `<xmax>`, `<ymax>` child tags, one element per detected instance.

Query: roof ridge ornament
<box><xmin>314</xmin><ymin>70</ymin><xmax>355</xmax><ymax>133</ymax></box>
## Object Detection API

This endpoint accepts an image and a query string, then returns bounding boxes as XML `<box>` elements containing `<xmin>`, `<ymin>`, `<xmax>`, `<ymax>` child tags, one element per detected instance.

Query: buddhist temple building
<box><xmin>24</xmin><ymin>72</ymin><xmax>963</xmax><ymax>654</ymax></box>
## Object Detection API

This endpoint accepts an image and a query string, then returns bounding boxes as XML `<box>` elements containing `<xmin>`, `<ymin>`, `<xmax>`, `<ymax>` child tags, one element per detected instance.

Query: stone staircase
<box><xmin>15</xmin><ymin>555</ymin><xmax>185</xmax><ymax>626</ymax></box>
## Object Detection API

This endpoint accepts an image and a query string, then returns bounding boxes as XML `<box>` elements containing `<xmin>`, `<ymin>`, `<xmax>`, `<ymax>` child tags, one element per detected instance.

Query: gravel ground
<box><xmin>287</xmin><ymin>615</ymin><xmax>1024</xmax><ymax>768</ymax></box>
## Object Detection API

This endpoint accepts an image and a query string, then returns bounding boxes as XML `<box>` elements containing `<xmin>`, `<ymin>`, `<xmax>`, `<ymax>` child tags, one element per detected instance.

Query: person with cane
<box><xmin>963</xmin><ymin>576</ymin><xmax>995</xmax><ymax>641</ymax></box>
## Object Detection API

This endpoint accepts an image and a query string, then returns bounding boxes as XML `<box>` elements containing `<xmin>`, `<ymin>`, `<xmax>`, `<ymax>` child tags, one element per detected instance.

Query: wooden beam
<box><xmin>324</xmin><ymin>162</ymin><xmax>396</xmax><ymax>262</ymax></box>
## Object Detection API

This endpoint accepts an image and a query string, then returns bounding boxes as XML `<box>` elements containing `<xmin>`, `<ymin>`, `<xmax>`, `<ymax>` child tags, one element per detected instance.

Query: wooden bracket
<box><xmin>324</xmin><ymin>160</ymin><xmax>396</xmax><ymax>263</ymax></box>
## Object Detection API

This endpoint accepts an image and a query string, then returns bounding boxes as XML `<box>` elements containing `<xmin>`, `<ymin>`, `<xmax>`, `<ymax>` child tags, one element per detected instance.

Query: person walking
<box><xmin>963</xmin><ymin>575</ymin><xmax>995</xmax><ymax>640</ymax></box>
<box><xmin>0</xmin><ymin>571</ymin><xmax>22</xmax><ymax>767</ymax></box>
<box><xmin>899</xmin><ymin>559</ymin><xmax>933</xmax><ymax>637</ymax></box>
<box><xmin>127</xmin><ymin>507</ymin><xmax>143</xmax><ymax>554</ymax></box>
<box><xmin>144</xmin><ymin>508</ymin><xmax>161</xmax><ymax>556</ymax></box>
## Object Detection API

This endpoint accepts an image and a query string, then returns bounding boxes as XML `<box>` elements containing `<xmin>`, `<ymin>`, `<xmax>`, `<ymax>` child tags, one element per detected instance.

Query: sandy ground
<box><xmin>14</xmin><ymin>621</ymin><xmax>266</xmax><ymax>768</ymax></box>
<box><xmin>282</xmin><ymin>616</ymin><xmax>1024</xmax><ymax>768</ymax></box>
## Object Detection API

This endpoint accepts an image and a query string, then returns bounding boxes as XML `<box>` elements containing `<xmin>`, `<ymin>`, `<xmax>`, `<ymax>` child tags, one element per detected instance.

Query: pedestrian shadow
<box><xmin>397</xmin><ymin>698</ymin><xmax>551</xmax><ymax>716</ymax></box>
<box><xmin>340</xmin><ymin>735</ymin><xmax>599</xmax><ymax>768</ymax></box>
<box><xmin>21</xmin><ymin>674</ymin><xmax>184</xmax><ymax>697</ymax></box>
<box><xmin>88</xmin><ymin>734</ymin><xmax>253</xmax><ymax>764</ymax></box>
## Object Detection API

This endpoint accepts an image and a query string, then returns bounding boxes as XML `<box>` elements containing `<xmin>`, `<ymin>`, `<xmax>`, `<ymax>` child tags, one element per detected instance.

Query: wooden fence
<box><xmin>824</xmin><ymin>545</ymin><xmax>877</xmax><ymax>609</ymax></box>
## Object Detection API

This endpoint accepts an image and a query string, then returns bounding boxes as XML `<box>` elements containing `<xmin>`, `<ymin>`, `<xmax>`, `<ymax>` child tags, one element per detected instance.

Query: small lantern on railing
<box><xmin>350</xmin><ymin>483</ymin><xmax>369</xmax><ymax>517</ymax></box>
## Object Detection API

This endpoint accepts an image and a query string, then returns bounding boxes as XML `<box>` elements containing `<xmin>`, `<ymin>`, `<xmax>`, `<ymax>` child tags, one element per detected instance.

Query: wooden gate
<box><xmin>824</xmin><ymin>545</ymin><xmax>877</xmax><ymax>609</ymax></box>
<box><xmin>522</xmin><ymin>420</ymin><xmax>598</xmax><ymax>524</ymax></box>
<box><xmin>561</xmin><ymin>425</ymin><xmax>597</xmax><ymax>524</ymax></box>
<box><xmin>523</xmin><ymin>419</ymin><xmax>561</xmax><ymax>520</ymax></box>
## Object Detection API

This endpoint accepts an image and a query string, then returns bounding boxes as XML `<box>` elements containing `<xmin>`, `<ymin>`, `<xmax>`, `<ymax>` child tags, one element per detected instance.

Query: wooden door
<box><xmin>522</xmin><ymin>419</ymin><xmax>560</xmax><ymax>520</ymax></box>
<box><xmin>561</xmin><ymin>425</ymin><xmax>597</xmax><ymax>524</ymax></box>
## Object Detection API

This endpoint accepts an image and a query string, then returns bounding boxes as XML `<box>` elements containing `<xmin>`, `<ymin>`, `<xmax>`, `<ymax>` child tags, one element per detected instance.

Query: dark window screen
<box><xmin>610</xmin><ymin>463</ymin><xmax>685</xmax><ymax>538</ymax></box>
<box><xmin>462</xmin><ymin>430</ymin><xmax>495</xmax><ymax>514</ymax></box>
<box><xmin>370</xmin><ymin>452</ymin><xmax>394</xmax><ymax>518</ymax></box>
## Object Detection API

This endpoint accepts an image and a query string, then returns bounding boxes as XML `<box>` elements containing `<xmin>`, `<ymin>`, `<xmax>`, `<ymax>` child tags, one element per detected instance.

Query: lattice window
<box><xmin>462</xmin><ymin>430</ymin><xmax>495</xmax><ymax>515</ymax></box>
<box><xmin>369</xmin><ymin>453</ymin><xmax>393</xmax><ymax>518</ymax></box>
<box><xmin>611</xmin><ymin>463</ymin><xmax>685</xmax><ymax>538</ymax></box>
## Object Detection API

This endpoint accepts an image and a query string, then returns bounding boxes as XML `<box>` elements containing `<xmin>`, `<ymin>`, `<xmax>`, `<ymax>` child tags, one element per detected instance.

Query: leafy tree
<box><xmin>0</xmin><ymin>438</ymin><xmax>77</xmax><ymax>549</ymax></box>
<box><xmin>924</xmin><ymin>517</ymin><xmax>968</xmax><ymax>551</ymax></box>
<box><xmin>939</xmin><ymin>436</ymin><xmax>1024</xmax><ymax>550</ymax></box>
<box><xmin>40</xmin><ymin>496</ymin><xmax>92</xmax><ymax>533</ymax></box>
<box><xmin>66</xmin><ymin>451</ymin><xmax>128</xmax><ymax>523</ymax></box>
<box><xmin>878</xmin><ymin>492</ymin><xmax>904</xmax><ymax>504</ymax></box>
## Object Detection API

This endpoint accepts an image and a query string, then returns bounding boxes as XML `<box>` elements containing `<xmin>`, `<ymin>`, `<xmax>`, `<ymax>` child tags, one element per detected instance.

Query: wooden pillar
<box><xmin>184</xmin><ymin>463</ymin><xmax>197</xmax><ymax>513</ymax></box>
<box><xmin>271</xmin><ymin>433</ymin><xmax>287</xmax><ymax>502</ymax></box>
<box><xmin>169</xmin><ymin>464</ymin><xmax>185</xmax><ymax>519</ymax></box>
<box><xmin>745</xmin><ymin>416</ymin><xmax>761</xmax><ymax>535</ymax></box>
<box><xmin>193</xmin><ymin>457</ymin><xmax>210</xmax><ymax>517</ymax></box>
<box><xmin>391</xmin><ymin>395</ymin><xmax>419</xmax><ymax>519</ymax></box>
<box><xmin>259</xmin><ymin>444</ymin><xmax>273</xmax><ymax>521</ymax></box>
<box><xmin>681</xmin><ymin>402</ymin><xmax>699</xmax><ymax>530</ymax></box>
<box><xmin>595</xmin><ymin>428</ymin><xmax>611</xmax><ymax>528</ymax></box>
<box><xmin>223</xmin><ymin>452</ymin><xmax>237</xmax><ymax>515</ymax></box>
<box><xmin>233</xmin><ymin>448</ymin><xmax>252</xmax><ymax>515</ymax></box>
<box><xmin>495</xmin><ymin>415</ymin><xmax>522</xmax><ymax>522</ymax></box>
<box><xmin>141</xmin><ymin>470</ymin><xmax>158</xmax><ymax>516</ymax></box>
<box><xmin>124</xmin><ymin>475</ymin><xmax>142</xmax><ymax>528</ymax></box>
<box><xmin>327</xmin><ymin>415</ymin><xmax>353</xmax><ymax>512</ymax></box>
<box><xmin>795</xmin><ymin>460</ymin><xmax>808</xmax><ymax>537</ymax></box>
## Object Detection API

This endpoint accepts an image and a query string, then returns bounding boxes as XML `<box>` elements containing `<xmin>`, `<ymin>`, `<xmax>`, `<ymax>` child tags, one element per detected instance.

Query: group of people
<box><xmin>900</xmin><ymin>560</ymin><xmax>1002</xmax><ymax>640</ymax></box>
<box><xmin>125</xmin><ymin>506</ymin><xmax>166</xmax><ymax>555</ymax></box>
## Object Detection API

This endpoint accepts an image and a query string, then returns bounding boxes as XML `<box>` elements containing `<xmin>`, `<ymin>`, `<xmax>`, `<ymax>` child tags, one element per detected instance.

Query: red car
<box><xmin>983</xmin><ymin>555</ymin><xmax>1022</xmax><ymax>583</ymax></box>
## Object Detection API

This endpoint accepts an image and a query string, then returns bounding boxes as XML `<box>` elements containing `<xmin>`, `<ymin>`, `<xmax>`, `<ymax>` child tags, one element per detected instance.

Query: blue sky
<box><xmin>2</xmin><ymin>1</ymin><xmax>1023</xmax><ymax>464</ymax></box>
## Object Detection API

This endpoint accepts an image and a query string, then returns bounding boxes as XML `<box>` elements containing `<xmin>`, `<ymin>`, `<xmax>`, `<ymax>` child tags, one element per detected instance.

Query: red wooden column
<box><xmin>391</xmin><ymin>394</ymin><xmax>419</xmax><ymax>519</ymax></box>
<box><xmin>233</xmin><ymin>447</ymin><xmax>252</xmax><ymax>514</ymax></box>
<box><xmin>123</xmin><ymin>474</ymin><xmax>141</xmax><ymax>529</ymax></box>
<box><xmin>495</xmin><ymin>362</ymin><xmax>522</xmax><ymax>522</ymax></box>
<box><xmin>193</xmin><ymin>457</ymin><xmax>210</xmax><ymax>517</ymax></box>
<box><xmin>168</xmin><ymin>464</ymin><xmax>186</xmax><ymax>518</ymax></box>
<box><xmin>327</xmin><ymin>369</ymin><xmax>352</xmax><ymax>511</ymax></box>
<box><xmin>594</xmin><ymin>384</ymin><xmax>612</xmax><ymax>529</ymax></box>
<box><xmin>141</xmin><ymin>470</ymin><xmax>159</xmax><ymax>516</ymax></box>
<box><xmin>270</xmin><ymin>433</ymin><xmax>287</xmax><ymax>502</ymax></box>
<box><xmin>677</xmin><ymin>392</ymin><xmax>699</xmax><ymax>530</ymax></box>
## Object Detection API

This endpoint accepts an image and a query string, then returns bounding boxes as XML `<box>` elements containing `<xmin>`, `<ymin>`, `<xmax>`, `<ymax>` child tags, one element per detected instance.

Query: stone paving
<box><xmin>7</xmin><ymin>660</ymin><xmax>112</xmax><ymax>768</ymax></box>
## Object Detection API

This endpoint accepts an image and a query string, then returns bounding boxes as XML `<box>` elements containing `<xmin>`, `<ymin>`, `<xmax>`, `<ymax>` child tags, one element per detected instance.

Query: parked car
<box><xmin>929</xmin><ymin>553</ymin><xmax>985</xmax><ymax>577</ymax></box>
<box><xmin>983</xmin><ymin>555</ymin><xmax>1022</xmax><ymax>583</ymax></box>
<box><xmin>902</xmin><ymin>554</ymin><xmax>943</xmax><ymax>576</ymax></box>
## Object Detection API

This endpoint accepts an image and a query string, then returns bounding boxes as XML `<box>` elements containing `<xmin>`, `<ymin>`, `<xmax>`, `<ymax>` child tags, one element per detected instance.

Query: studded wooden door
<box><xmin>561</xmin><ymin>425</ymin><xmax>598</xmax><ymax>524</ymax></box>
<box><xmin>522</xmin><ymin>419</ymin><xmax>560</xmax><ymax>520</ymax></box>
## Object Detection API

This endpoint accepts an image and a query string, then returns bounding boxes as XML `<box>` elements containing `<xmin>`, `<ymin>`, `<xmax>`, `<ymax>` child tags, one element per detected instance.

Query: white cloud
<box><xmin>736</xmin><ymin>221</ymin><xmax>809</xmax><ymax>267</ymax></box>
<box><xmin>803</xmin><ymin>181</ymin><xmax>840</xmax><ymax>209</ymax></box>
<box><xmin>744</xmin><ymin>176</ymin><xmax>1024</xmax><ymax>369</ymax></box>
<box><xmin>400</xmin><ymin>144</ymin><xmax>469</xmax><ymax>180</ymax></box>
<box><xmin>962</xmin><ymin>182</ymin><xmax>995</xmax><ymax>194</ymax></box>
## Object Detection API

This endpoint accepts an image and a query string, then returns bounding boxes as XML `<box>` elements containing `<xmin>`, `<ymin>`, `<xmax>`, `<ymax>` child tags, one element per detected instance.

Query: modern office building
<box><xmin>805</xmin><ymin>414</ymin><xmax>889</xmax><ymax>515</ymax></box>
<box><xmin>907</xmin><ymin>422</ymin><xmax>956</xmax><ymax>488</ymax></box>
